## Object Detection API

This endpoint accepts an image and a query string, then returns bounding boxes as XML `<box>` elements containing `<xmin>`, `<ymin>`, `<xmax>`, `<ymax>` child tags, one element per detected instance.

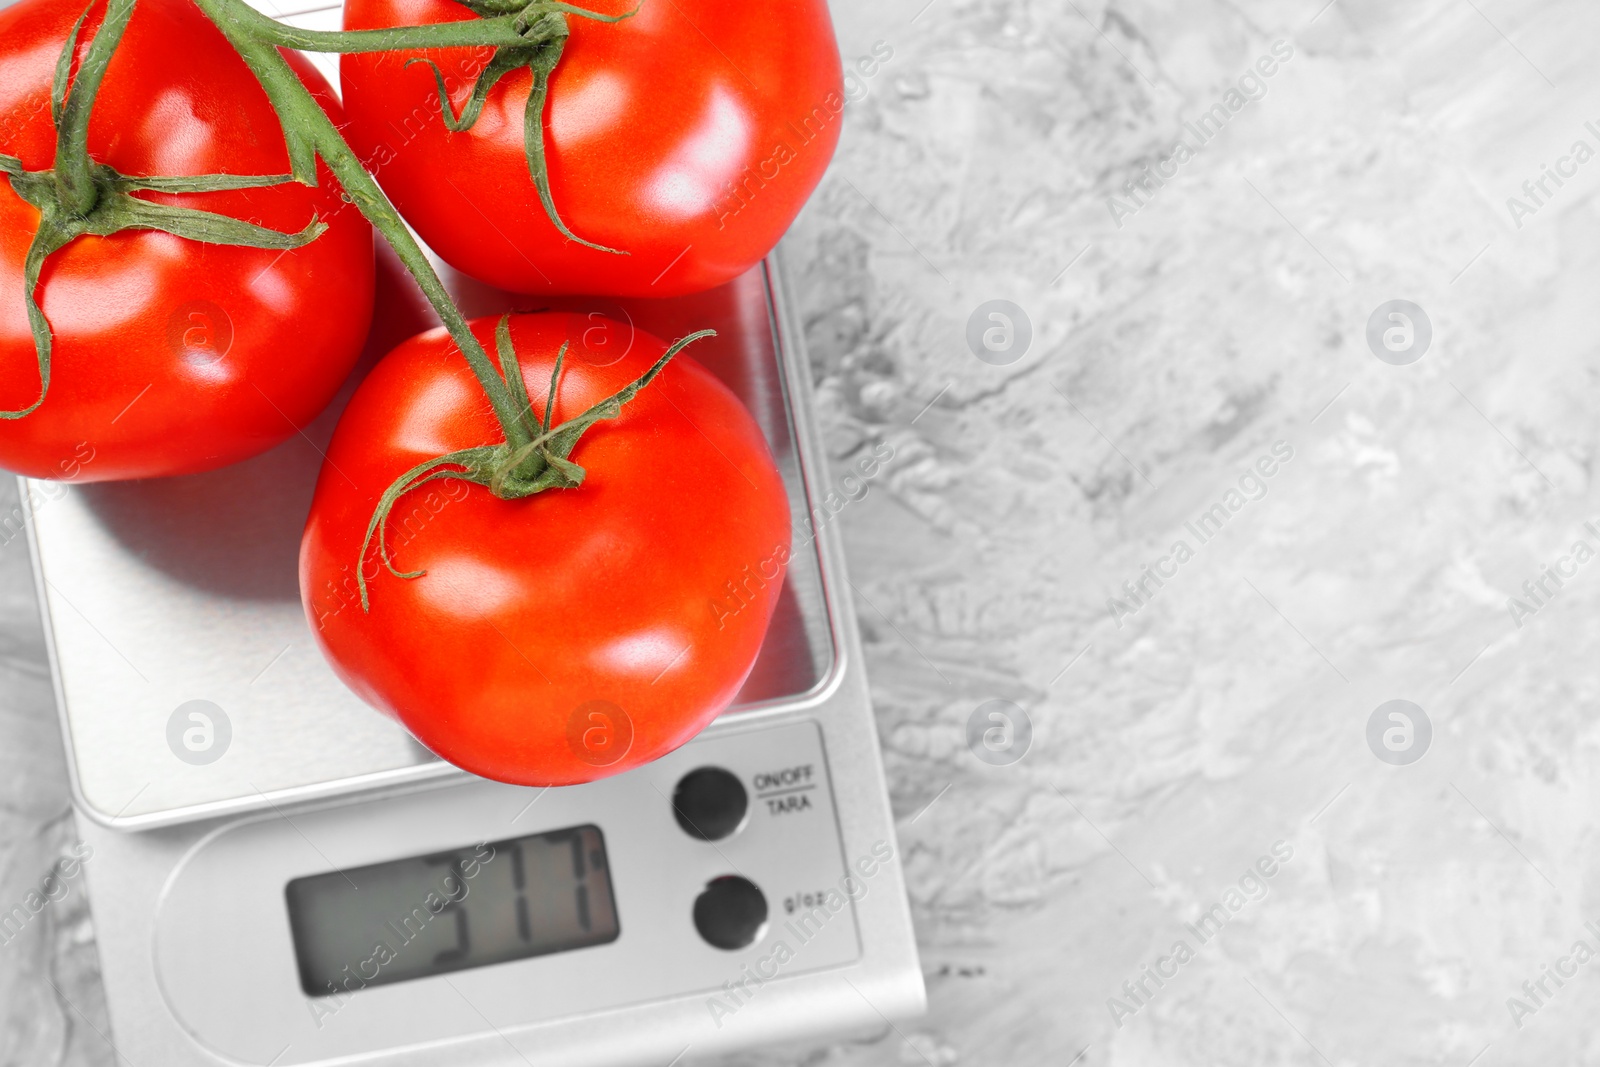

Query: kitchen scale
<box><xmin>19</xmin><ymin>249</ymin><xmax>924</xmax><ymax>1065</ymax></box>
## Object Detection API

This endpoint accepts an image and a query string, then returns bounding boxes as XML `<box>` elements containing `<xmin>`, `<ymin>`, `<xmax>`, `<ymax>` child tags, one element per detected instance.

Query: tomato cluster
<box><xmin>0</xmin><ymin>0</ymin><xmax>842</xmax><ymax>785</ymax></box>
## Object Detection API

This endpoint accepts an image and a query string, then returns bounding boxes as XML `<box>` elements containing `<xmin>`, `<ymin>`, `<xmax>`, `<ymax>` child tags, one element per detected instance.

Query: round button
<box><xmin>692</xmin><ymin>875</ymin><xmax>768</xmax><ymax>950</ymax></box>
<box><xmin>672</xmin><ymin>766</ymin><xmax>749</xmax><ymax>841</ymax></box>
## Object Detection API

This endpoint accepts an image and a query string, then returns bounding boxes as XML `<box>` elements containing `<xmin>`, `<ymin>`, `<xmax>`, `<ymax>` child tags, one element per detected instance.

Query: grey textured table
<box><xmin>6</xmin><ymin>0</ymin><xmax>1600</xmax><ymax>1064</ymax></box>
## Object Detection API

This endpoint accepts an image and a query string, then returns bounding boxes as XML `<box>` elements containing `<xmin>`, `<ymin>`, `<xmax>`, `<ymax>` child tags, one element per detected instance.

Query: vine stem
<box><xmin>196</xmin><ymin>0</ymin><xmax>572</xmax><ymax>53</ymax></box>
<box><xmin>189</xmin><ymin>0</ymin><xmax>533</xmax><ymax>450</ymax></box>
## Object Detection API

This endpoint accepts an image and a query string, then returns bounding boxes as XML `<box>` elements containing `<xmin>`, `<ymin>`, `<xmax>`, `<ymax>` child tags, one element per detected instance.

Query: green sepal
<box><xmin>111</xmin><ymin>170</ymin><xmax>299</xmax><ymax>194</ymax></box>
<box><xmin>539</xmin><ymin>338</ymin><xmax>565</xmax><ymax>433</ymax></box>
<box><xmin>357</xmin><ymin>328</ymin><xmax>716</xmax><ymax>609</ymax></box>
<box><xmin>487</xmin><ymin>327</ymin><xmax>713</xmax><ymax>496</ymax></box>
<box><xmin>405</xmin><ymin>48</ymin><xmax>529</xmax><ymax>132</ymax></box>
<box><xmin>493</xmin><ymin>314</ymin><xmax>540</xmax><ymax>438</ymax></box>
<box><xmin>51</xmin><ymin>3</ymin><xmax>95</xmax><ymax>130</ymax></box>
<box><xmin>402</xmin><ymin>2</ymin><xmax>636</xmax><ymax>256</ymax></box>
<box><xmin>104</xmin><ymin>197</ymin><xmax>327</xmax><ymax>248</ymax></box>
<box><xmin>521</xmin><ymin>24</ymin><xmax>622</xmax><ymax>255</ymax></box>
<box><xmin>0</xmin><ymin>214</ymin><xmax>80</xmax><ymax>420</ymax></box>
<box><xmin>2</xmin><ymin>157</ymin><xmax>328</xmax><ymax>419</ymax></box>
<box><xmin>459</xmin><ymin>0</ymin><xmax>640</xmax><ymax>24</ymax></box>
<box><xmin>356</xmin><ymin>448</ymin><xmax>501</xmax><ymax>611</ymax></box>
<box><xmin>541</xmin><ymin>0</ymin><xmax>642</xmax><ymax>21</ymax></box>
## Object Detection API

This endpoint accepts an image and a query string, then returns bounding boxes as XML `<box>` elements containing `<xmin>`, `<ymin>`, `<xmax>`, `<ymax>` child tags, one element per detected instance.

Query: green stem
<box><xmin>54</xmin><ymin>0</ymin><xmax>136</xmax><ymax>216</ymax></box>
<box><xmin>201</xmin><ymin>0</ymin><xmax>578</xmax><ymax>53</ymax></box>
<box><xmin>190</xmin><ymin>0</ymin><xmax>531</xmax><ymax>450</ymax></box>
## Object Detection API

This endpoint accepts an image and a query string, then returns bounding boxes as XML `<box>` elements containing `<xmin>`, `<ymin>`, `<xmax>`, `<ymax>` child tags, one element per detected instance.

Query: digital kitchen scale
<box><xmin>19</xmin><ymin>254</ymin><xmax>924</xmax><ymax>1066</ymax></box>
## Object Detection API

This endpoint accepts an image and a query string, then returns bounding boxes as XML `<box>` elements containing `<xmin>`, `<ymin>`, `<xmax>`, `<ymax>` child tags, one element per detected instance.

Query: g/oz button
<box><xmin>693</xmin><ymin>875</ymin><xmax>768</xmax><ymax>950</ymax></box>
<box><xmin>672</xmin><ymin>766</ymin><xmax>748</xmax><ymax>841</ymax></box>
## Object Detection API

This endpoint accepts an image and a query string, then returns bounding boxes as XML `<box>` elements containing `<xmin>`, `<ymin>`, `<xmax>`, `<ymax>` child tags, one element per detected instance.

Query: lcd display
<box><xmin>286</xmin><ymin>824</ymin><xmax>618</xmax><ymax>997</ymax></box>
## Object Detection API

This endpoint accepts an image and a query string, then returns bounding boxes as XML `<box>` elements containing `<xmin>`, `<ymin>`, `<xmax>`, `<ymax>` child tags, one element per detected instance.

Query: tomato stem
<box><xmin>191</xmin><ymin>0</ymin><xmax>535</xmax><ymax>450</ymax></box>
<box><xmin>190</xmin><ymin>0</ymin><xmax>577</xmax><ymax>54</ymax></box>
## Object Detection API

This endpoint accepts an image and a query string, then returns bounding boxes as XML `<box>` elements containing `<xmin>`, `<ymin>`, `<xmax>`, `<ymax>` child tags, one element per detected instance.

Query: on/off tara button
<box><xmin>671</xmin><ymin>766</ymin><xmax>749</xmax><ymax>841</ymax></box>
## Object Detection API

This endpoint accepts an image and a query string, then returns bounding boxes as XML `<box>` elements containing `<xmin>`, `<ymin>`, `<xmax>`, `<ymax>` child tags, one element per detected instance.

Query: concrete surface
<box><xmin>7</xmin><ymin>0</ymin><xmax>1600</xmax><ymax>1064</ymax></box>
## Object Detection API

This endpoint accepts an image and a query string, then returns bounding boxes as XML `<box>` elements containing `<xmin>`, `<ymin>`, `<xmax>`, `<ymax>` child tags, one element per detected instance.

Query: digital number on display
<box><xmin>286</xmin><ymin>824</ymin><xmax>619</xmax><ymax>997</ymax></box>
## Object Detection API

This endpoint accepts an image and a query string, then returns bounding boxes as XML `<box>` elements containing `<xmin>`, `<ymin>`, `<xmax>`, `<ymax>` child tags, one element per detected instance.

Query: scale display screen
<box><xmin>286</xmin><ymin>824</ymin><xmax>619</xmax><ymax>997</ymax></box>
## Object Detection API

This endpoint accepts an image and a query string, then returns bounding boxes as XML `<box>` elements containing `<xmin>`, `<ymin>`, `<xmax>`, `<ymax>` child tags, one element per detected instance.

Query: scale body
<box><xmin>21</xmin><ymin>254</ymin><xmax>924</xmax><ymax>1066</ymax></box>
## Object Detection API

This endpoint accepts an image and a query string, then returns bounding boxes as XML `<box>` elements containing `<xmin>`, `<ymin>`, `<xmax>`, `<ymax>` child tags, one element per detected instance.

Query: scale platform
<box><xmin>22</xmin><ymin>254</ymin><xmax>924</xmax><ymax>1066</ymax></box>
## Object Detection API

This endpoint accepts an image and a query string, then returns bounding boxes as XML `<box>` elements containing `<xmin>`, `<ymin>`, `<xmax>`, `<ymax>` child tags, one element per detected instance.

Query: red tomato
<box><xmin>0</xmin><ymin>0</ymin><xmax>374</xmax><ymax>481</ymax></box>
<box><xmin>299</xmin><ymin>312</ymin><xmax>791</xmax><ymax>785</ymax></box>
<box><xmin>339</xmin><ymin>0</ymin><xmax>843</xmax><ymax>297</ymax></box>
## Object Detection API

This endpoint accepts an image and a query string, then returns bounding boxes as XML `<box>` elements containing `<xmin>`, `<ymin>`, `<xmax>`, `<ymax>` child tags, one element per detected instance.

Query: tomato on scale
<box><xmin>299</xmin><ymin>312</ymin><xmax>791</xmax><ymax>786</ymax></box>
<box><xmin>0</xmin><ymin>0</ymin><xmax>374</xmax><ymax>481</ymax></box>
<box><xmin>339</xmin><ymin>0</ymin><xmax>844</xmax><ymax>296</ymax></box>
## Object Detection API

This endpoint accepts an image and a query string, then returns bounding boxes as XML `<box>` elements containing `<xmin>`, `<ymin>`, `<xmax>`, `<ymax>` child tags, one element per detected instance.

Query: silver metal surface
<box><xmin>29</xmin><ymin>253</ymin><xmax>926</xmax><ymax>1065</ymax></box>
